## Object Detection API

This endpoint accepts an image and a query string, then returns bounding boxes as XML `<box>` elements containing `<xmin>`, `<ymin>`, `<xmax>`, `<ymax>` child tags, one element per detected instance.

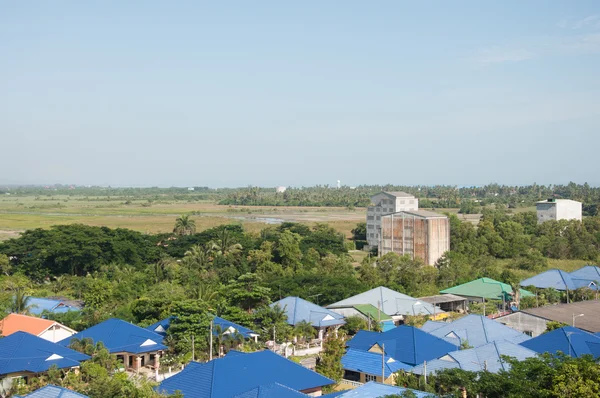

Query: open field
<box><xmin>0</xmin><ymin>195</ymin><xmax>368</xmax><ymax>239</ymax></box>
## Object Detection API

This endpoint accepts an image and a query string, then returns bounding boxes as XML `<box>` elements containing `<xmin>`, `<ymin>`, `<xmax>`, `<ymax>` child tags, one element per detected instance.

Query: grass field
<box><xmin>0</xmin><ymin>195</ymin><xmax>367</xmax><ymax>240</ymax></box>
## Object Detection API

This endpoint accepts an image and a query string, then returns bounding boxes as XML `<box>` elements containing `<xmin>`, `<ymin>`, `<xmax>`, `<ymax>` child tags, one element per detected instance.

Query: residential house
<box><xmin>14</xmin><ymin>385</ymin><xmax>88</xmax><ymax>397</ymax></box>
<box><xmin>146</xmin><ymin>315</ymin><xmax>259</xmax><ymax>342</ymax></box>
<box><xmin>0</xmin><ymin>313</ymin><xmax>76</xmax><ymax>343</ymax></box>
<box><xmin>59</xmin><ymin>318</ymin><xmax>166</xmax><ymax>375</ymax></box>
<box><xmin>345</xmin><ymin>326</ymin><xmax>456</xmax><ymax>367</ymax></box>
<box><xmin>0</xmin><ymin>332</ymin><xmax>89</xmax><ymax>395</ymax></box>
<box><xmin>520</xmin><ymin>268</ymin><xmax>599</xmax><ymax>292</ymax></box>
<box><xmin>420</xmin><ymin>314</ymin><xmax>531</xmax><ymax>348</ymax></box>
<box><xmin>520</xmin><ymin>326</ymin><xmax>600</xmax><ymax>358</ymax></box>
<box><xmin>439</xmin><ymin>277</ymin><xmax>534</xmax><ymax>307</ymax></box>
<box><xmin>327</xmin><ymin>286</ymin><xmax>445</xmax><ymax>325</ymax></box>
<box><xmin>341</xmin><ymin>348</ymin><xmax>411</xmax><ymax>386</ymax></box>
<box><xmin>25</xmin><ymin>297</ymin><xmax>81</xmax><ymax>316</ymax></box>
<box><xmin>272</xmin><ymin>297</ymin><xmax>345</xmax><ymax>341</ymax></box>
<box><xmin>323</xmin><ymin>381</ymin><xmax>434</xmax><ymax>398</ymax></box>
<box><xmin>499</xmin><ymin>301</ymin><xmax>600</xmax><ymax>334</ymax></box>
<box><xmin>410</xmin><ymin>341</ymin><xmax>537</xmax><ymax>375</ymax></box>
<box><xmin>157</xmin><ymin>350</ymin><xmax>334</xmax><ymax>397</ymax></box>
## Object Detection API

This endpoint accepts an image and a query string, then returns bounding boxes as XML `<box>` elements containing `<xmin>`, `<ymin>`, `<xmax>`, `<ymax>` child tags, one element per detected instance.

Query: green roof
<box><xmin>439</xmin><ymin>277</ymin><xmax>534</xmax><ymax>300</ymax></box>
<box><xmin>353</xmin><ymin>304</ymin><xmax>393</xmax><ymax>321</ymax></box>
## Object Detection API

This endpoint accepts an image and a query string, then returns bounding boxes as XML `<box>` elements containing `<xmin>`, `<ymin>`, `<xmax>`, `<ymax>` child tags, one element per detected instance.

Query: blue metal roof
<box><xmin>157</xmin><ymin>350</ymin><xmax>334</xmax><ymax>397</ymax></box>
<box><xmin>422</xmin><ymin>315</ymin><xmax>531</xmax><ymax>348</ymax></box>
<box><xmin>342</xmin><ymin>348</ymin><xmax>411</xmax><ymax>378</ymax></box>
<box><xmin>569</xmin><ymin>266</ymin><xmax>600</xmax><ymax>282</ymax></box>
<box><xmin>146</xmin><ymin>315</ymin><xmax>259</xmax><ymax>339</ymax></box>
<box><xmin>346</xmin><ymin>326</ymin><xmax>456</xmax><ymax>366</ymax></box>
<box><xmin>331</xmin><ymin>381</ymin><xmax>435</xmax><ymax>398</ymax></box>
<box><xmin>520</xmin><ymin>326</ymin><xmax>600</xmax><ymax>358</ymax></box>
<box><xmin>59</xmin><ymin>318</ymin><xmax>166</xmax><ymax>354</ymax></box>
<box><xmin>233</xmin><ymin>383</ymin><xmax>308</xmax><ymax>398</ymax></box>
<box><xmin>271</xmin><ymin>297</ymin><xmax>345</xmax><ymax>328</ymax></box>
<box><xmin>520</xmin><ymin>269</ymin><xmax>578</xmax><ymax>291</ymax></box>
<box><xmin>411</xmin><ymin>340</ymin><xmax>537</xmax><ymax>375</ymax></box>
<box><xmin>16</xmin><ymin>385</ymin><xmax>88</xmax><ymax>398</ymax></box>
<box><xmin>26</xmin><ymin>297</ymin><xmax>80</xmax><ymax>316</ymax></box>
<box><xmin>0</xmin><ymin>332</ymin><xmax>89</xmax><ymax>376</ymax></box>
<box><xmin>145</xmin><ymin>317</ymin><xmax>174</xmax><ymax>337</ymax></box>
<box><xmin>327</xmin><ymin>286</ymin><xmax>443</xmax><ymax>317</ymax></box>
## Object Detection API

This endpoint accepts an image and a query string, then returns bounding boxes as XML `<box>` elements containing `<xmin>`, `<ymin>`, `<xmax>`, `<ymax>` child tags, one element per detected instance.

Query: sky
<box><xmin>1</xmin><ymin>1</ymin><xmax>600</xmax><ymax>188</ymax></box>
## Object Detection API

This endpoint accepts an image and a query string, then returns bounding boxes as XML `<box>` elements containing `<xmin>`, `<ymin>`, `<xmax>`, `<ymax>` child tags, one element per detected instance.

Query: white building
<box><xmin>536</xmin><ymin>199</ymin><xmax>582</xmax><ymax>224</ymax></box>
<box><xmin>276</xmin><ymin>186</ymin><xmax>287</xmax><ymax>193</ymax></box>
<box><xmin>366</xmin><ymin>192</ymin><xmax>418</xmax><ymax>248</ymax></box>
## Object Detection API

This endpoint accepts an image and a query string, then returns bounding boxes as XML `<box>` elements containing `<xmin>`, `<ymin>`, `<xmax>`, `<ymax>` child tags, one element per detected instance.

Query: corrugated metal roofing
<box><xmin>333</xmin><ymin>381</ymin><xmax>435</xmax><ymax>398</ymax></box>
<box><xmin>520</xmin><ymin>301</ymin><xmax>600</xmax><ymax>333</ymax></box>
<box><xmin>421</xmin><ymin>314</ymin><xmax>531</xmax><ymax>348</ymax></box>
<box><xmin>342</xmin><ymin>348</ymin><xmax>411</xmax><ymax>378</ymax></box>
<box><xmin>233</xmin><ymin>383</ymin><xmax>308</xmax><ymax>398</ymax></box>
<box><xmin>0</xmin><ymin>332</ymin><xmax>89</xmax><ymax>376</ymax></box>
<box><xmin>0</xmin><ymin>314</ymin><xmax>57</xmax><ymax>337</ymax></box>
<box><xmin>520</xmin><ymin>269</ymin><xmax>578</xmax><ymax>291</ymax></box>
<box><xmin>271</xmin><ymin>297</ymin><xmax>345</xmax><ymax>328</ymax></box>
<box><xmin>59</xmin><ymin>318</ymin><xmax>166</xmax><ymax>354</ymax></box>
<box><xmin>570</xmin><ymin>266</ymin><xmax>600</xmax><ymax>282</ymax></box>
<box><xmin>410</xmin><ymin>340</ymin><xmax>537</xmax><ymax>375</ymax></box>
<box><xmin>327</xmin><ymin>287</ymin><xmax>443</xmax><ymax>317</ymax></box>
<box><xmin>440</xmin><ymin>278</ymin><xmax>533</xmax><ymax>300</ymax></box>
<box><xmin>145</xmin><ymin>315</ymin><xmax>259</xmax><ymax>338</ymax></box>
<box><xmin>17</xmin><ymin>385</ymin><xmax>88</xmax><ymax>398</ymax></box>
<box><xmin>145</xmin><ymin>317</ymin><xmax>174</xmax><ymax>337</ymax></box>
<box><xmin>157</xmin><ymin>350</ymin><xmax>333</xmax><ymax>397</ymax></box>
<box><xmin>346</xmin><ymin>326</ymin><xmax>456</xmax><ymax>366</ymax></box>
<box><xmin>520</xmin><ymin>326</ymin><xmax>600</xmax><ymax>358</ymax></box>
<box><xmin>26</xmin><ymin>297</ymin><xmax>80</xmax><ymax>316</ymax></box>
<box><xmin>390</xmin><ymin>210</ymin><xmax>446</xmax><ymax>219</ymax></box>
<box><xmin>419</xmin><ymin>294</ymin><xmax>468</xmax><ymax>305</ymax></box>
<box><xmin>383</xmin><ymin>192</ymin><xmax>414</xmax><ymax>198</ymax></box>
<box><xmin>352</xmin><ymin>304</ymin><xmax>392</xmax><ymax>321</ymax></box>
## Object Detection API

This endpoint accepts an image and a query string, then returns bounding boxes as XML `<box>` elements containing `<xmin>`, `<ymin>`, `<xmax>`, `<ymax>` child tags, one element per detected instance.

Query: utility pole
<box><xmin>209</xmin><ymin>320</ymin><xmax>213</xmax><ymax>361</ymax></box>
<box><xmin>191</xmin><ymin>334</ymin><xmax>195</xmax><ymax>362</ymax></box>
<box><xmin>424</xmin><ymin>361</ymin><xmax>427</xmax><ymax>385</ymax></box>
<box><xmin>272</xmin><ymin>325</ymin><xmax>276</xmax><ymax>352</ymax></box>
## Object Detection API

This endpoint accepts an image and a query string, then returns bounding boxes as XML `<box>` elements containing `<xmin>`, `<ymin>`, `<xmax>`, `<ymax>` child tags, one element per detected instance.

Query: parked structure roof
<box><xmin>15</xmin><ymin>385</ymin><xmax>88</xmax><ymax>398</ymax></box>
<box><xmin>59</xmin><ymin>318</ymin><xmax>166</xmax><ymax>354</ymax></box>
<box><xmin>157</xmin><ymin>350</ymin><xmax>333</xmax><ymax>397</ymax></box>
<box><xmin>327</xmin><ymin>382</ymin><xmax>435</xmax><ymax>398</ymax></box>
<box><xmin>26</xmin><ymin>297</ymin><xmax>81</xmax><ymax>316</ymax></box>
<box><xmin>342</xmin><ymin>348</ymin><xmax>411</xmax><ymax>378</ymax></box>
<box><xmin>346</xmin><ymin>326</ymin><xmax>456</xmax><ymax>366</ymax></box>
<box><xmin>233</xmin><ymin>383</ymin><xmax>308</xmax><ymax>398</ymax></box>
<box><xmin>421</xmin><ymin>314</ymin><xmax>531</xmax><ymax>348</ymax></box>
<box><xmin>272</xmin><ymin>297</ymin><xmax>345</xmax><ymax>328</ymax></box>
<box><xmin>0</xmin><ymin>314</ymin><xmax>57</xmax><ymax>337</ymax></box>
<box><xmin>327</xmin><ymin>286</ymin><xmax>443</xmax><ymax>317</ymax></box>
<box><xmin>410</xmin><ymin>340</ymin><xmax>537</xmax><ymax>375</ymax></box>
<box><xmin>440</xmin><ymin>278</ymin><xmax>534</xmax><ymax>300</ymax></box>
<box><xmin>520</xmin><ymin>326</ymin><xmax>600</xmax><ymax>358</ymax></box>
<box><xmin>520</xmin><ymin>301</ymin><xmax>600</xmax><ymax>333</ymax></box>
<box><xmin>0</xmin><ymin>332</ymin><xmax>89</xmax><ymax>376</ymax></box>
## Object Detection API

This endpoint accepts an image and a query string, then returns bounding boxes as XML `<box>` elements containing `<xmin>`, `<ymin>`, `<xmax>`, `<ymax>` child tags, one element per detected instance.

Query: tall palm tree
<box><xmin>173</xmin><ymin>214</ymin><xmax>196</xmax><ymax>236</ymax></box>
<box><xmin>11</xmin><ymin>288</ymin><xmax>33</xmax><ymax>314</ymax></box>
<box><xmin>209</xmin><ymin>229</ymin><xmax>243</xmax><ymax>257</ymax></box>
<box><xmin>183</xmin><ymin>244</ymin><xmax>212</xmax><ymax>270</ymax></box>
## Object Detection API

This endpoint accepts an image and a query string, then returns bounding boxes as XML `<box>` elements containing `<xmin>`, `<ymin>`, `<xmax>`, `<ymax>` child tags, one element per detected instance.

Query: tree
<box><xmin>227</xmin><ymin>273</ymin><xmax>271</xmax><ymax>313</ymax></box>
<box><xmin>293</xmin><ymin>320</ymin><xmax>316</xmax><ymax>343</ymax></box>
<box><xmin>316</xmin><ymin>331</ymin><xmax>346</xmax><ymax>388</ymax></box>
<box><xmin>173</xmin><ymin>214</ymin><xmax>196</xmax><ymax>236</ymax></box>
<box><xmin>167</xmin><ymin>300</ymin><xmax>212</xmax><ymax>357</ymax></box>
<box><xmin>0</xmin><ymin>253</ymin><xmax>11</xmax><ymax>276</ymax></box>
<box><xmin>11</xmin><ymin>287</ymin><xmax>33</xmax><ymax>314</ymax></box>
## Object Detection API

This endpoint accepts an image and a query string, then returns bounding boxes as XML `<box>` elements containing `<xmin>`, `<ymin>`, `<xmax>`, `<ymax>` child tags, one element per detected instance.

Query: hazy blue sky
<box><xmin>1</xmin><ymin>1</ymin><xmax>599</xmax><ymax>187</ymax></box>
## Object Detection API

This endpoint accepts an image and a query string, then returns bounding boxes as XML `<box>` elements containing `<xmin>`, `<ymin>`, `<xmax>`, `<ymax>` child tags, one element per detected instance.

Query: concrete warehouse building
<box><xmin>379</xmin><ymin>210</ymin><xmax>450</xmax><ymax>265</ymax></box>
<box><xmin>366</xmin><ymin>192</ymin><xmax>418</xmax><ymax>248</ymax></box>
<box><xmin>536</xmin><ymin>198</ymin><xmax>582</xmax><ymax>224</ymax></box>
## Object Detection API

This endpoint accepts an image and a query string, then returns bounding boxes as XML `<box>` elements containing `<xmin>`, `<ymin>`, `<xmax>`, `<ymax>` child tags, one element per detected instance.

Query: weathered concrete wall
<box><xmin>495</xmin><ymin>312</ymin><xmax>548</xmax><ymax>337</ymax></box>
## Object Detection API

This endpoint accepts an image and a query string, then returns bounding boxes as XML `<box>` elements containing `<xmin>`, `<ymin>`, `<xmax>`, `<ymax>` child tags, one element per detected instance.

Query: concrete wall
<box><xmin>380</xmin><ymin>213</ymin><xmax>450</xmax><ymax>265</ymax></box>
<box><xmin>537</xmin><ymin>200</ymin><xmax>582</xmax><ymax>224</ymax></box>
<box><xmin>366</xmin><ymin>193</ymin><xmax>418</xmax><ymax>248</ymax></box>
<box><xmin>494</xmin><ymin>312</ymin><xmax>548</xmax><ymax>337</ymax></box>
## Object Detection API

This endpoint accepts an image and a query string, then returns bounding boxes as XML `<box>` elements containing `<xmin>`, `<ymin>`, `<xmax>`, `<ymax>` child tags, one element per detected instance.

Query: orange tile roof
<box><xmin>0</xmin><ymin>313</ymin><xmax>56</xmax><ymax>337</ymax></box>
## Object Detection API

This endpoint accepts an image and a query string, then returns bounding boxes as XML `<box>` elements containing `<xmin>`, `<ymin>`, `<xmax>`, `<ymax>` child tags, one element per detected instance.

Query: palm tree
<box><xmin>294</xmin><ymin>320</ymin><xmax>316</xmax><ymax>343</ymax></box>
<box><xmin>183</xmin><ymin>244</ymin><xmax>212</xmax><ymax>270</ymax></box>
<box><xmin>209</xmin><ymin>229</ymin><xmax>242</xmax><ymax>256</ymax></box>
<box><xmin>173</xmin><ymin>214</ymin><xmax>196</xmax><ymax>236</ymax></box>
<box><xmin>11</xmin><ymin>288</ymin><xmax>34</xmax><ymax>314</ymax></box>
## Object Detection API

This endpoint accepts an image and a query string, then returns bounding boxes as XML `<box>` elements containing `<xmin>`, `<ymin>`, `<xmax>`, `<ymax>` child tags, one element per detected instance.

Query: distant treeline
<box><xmin>2</xmin><ymin>183</ymin><xmax>600</xmax><ymax>214</ymax></box>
